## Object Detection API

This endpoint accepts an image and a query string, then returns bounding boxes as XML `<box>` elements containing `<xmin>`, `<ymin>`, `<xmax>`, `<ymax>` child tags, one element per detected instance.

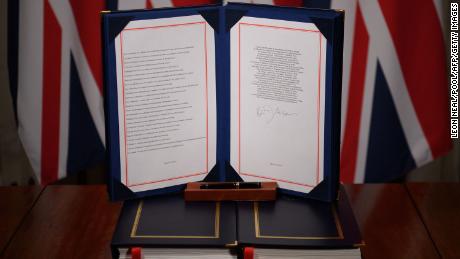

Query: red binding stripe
<box><xmin>131</xmin><ymin>247</ymin><xmax>141</xmax><ymax>259</ymax></box>
<box><xmin>41</xmin><ymin>0</ymin><xmax>62</xmax><ymax>185</ymax></box>
<box><xmin>244</xmin><ymin>247</ymin><xmax>254</xmax><ymax>259</ymax></box>
<box><xmin>145</xmin><ymin>0</ymin><xmax>153</xmax><ymax>9</ymax></box>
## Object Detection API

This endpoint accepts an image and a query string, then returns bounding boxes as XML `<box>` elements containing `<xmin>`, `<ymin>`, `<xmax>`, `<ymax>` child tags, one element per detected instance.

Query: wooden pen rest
<box><xmin>184</xmin><ymin>182</ymin><xmax>277</xmax><ymax>201</ymax></box>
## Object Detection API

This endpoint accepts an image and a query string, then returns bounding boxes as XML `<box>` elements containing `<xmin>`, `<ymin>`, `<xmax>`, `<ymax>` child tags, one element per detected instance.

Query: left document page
<box><xmin>114</xmin><ymin>15</ymin><xmax>216</xmax><ymax>192</ymax></box>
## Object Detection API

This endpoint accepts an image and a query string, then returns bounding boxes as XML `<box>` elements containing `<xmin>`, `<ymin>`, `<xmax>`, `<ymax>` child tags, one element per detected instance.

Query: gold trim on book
<box><xmin>253</xmin><ymin>202</ymin><xmax>344</xmax><ymax>240</ymax></box>
<box><xmin>225</xmin><ymin>241</ymin><xmax>238</xmax><ymax>247</ymax></box>
<box><xmin>353</xmin><ymin>241</ymin><xmax>366</xmax><ymax>247</ymax></box>
<box><xmin>130</xmin><ymin>201</ymin><xmax>220</xmax><ymax>239</ymax></box>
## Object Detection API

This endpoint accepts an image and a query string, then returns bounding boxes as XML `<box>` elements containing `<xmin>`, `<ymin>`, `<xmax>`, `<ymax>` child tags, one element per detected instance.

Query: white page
<box><xmin>230</xmin><ymin>17</ymin><xmax>326</xmax><ymax>193</ymax></box>
<box><xmin>115</xmin><ymin>15</ymin><xmax>216</xmax><ymax>192</ymax></box>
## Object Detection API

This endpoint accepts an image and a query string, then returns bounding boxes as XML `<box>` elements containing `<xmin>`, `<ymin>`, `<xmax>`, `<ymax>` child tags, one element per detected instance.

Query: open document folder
<box><xmin>102</xmin><ymin>3</ymin><xmax>344</xmax><ymax>201</ymax></box>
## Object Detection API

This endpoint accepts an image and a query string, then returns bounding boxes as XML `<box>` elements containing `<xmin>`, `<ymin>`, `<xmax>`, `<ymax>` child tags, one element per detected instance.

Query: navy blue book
<box><xmin>111</xmin><ymin>194</ymin><xmax>238</xmax><ymax>259</ymax></box>
<box><xmin>111</xmin><ymin>186</ymin><xmax>362</xmax><ymax>258</ymax></box>
<box><xmin>102</xmin><ymin>3</ymin><xmax>344</xmax><ymax>202</ymax></box>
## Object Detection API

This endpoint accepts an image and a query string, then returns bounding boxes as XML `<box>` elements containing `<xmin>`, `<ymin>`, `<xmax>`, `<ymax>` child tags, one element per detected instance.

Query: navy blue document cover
<box><xmin>237</xmin><ymin>186</ymin><xmax>362</xmax><ymax>248</ymax></box>
<box><xmin>111</xmin><ymin>194</ymin><xmax>237</xmax><ymax>258</ymax></box>
<box><xmin>111</xmin><ymin>187</ymin><xmax>361</xmax><ymax>258</ymax></box>
<box><xmin>102</xmin><ymin>3</ymin><xmax>344</xmax><ymax>202</ymax></box>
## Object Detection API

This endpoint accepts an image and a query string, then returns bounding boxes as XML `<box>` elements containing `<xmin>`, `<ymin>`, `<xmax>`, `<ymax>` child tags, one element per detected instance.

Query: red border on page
<box><xmin>237</xmin><ymin>22</ymin><xmax>323</xmax><ymax>188</ymax></box>
<box><xmin>119</xmin><ymin>22</ymin><xmax>209</xmax><ymax>187</ymax></box>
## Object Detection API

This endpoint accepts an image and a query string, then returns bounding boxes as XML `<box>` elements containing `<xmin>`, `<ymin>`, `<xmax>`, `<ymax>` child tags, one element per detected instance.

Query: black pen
<box><xmin>200</xmin><ymin>182</ymin><xmax>262</xmax><ymax>189</ymax></box>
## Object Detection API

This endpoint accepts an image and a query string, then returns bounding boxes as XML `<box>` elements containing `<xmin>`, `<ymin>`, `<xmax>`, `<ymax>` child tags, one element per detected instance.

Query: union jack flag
<box><xmin>332</xmin><ymin>0</ymin><xmax>450</xmax><ymax>182</ymax></box>
<box><xmin>8</xmin><ymin>0</ymin><xmax>108</xmax><ymax>185</ymax></box>
<box><xmin>8</xmin><ymin>0</ymin><xmax>451</xmax><ymax>184</ymax></box>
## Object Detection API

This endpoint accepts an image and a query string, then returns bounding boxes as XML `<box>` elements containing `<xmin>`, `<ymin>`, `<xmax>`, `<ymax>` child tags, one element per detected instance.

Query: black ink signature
<box><xmin>256</xmin><ymin>105</ymin><xmax>298</xmax><ymax>124</ymax></box>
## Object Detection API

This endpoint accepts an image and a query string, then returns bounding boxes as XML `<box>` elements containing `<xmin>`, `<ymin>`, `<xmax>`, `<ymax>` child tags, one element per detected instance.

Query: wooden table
<box><xmin>406</xmin><ymin>183</ymin><xmax>460</xmax><ymax>259</ymax></box>
<box><xmin>0</xmin><ymin>186</ymin><xmax>43</xmax><ymax>255</ymax></box>
<box><xmin>345</xmin><ymin>184</ymin><xmax>439</xmax><ymax>259</ymax></box>
<box><xmin>0</xmin><ymin>186</ymin><xmax>122</xmax><ymax>259</ymax></box>
<box><xmin>0</xmin><ymin>184</ymin><xmax>458</xmax><ymax>259</ymax></box>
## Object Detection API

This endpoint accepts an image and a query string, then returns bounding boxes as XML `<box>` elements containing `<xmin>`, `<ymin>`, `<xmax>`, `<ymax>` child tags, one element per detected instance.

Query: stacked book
<box><xmin>111</xmin><ymin>187</ymin><xmax>362</xmax><ymax>258</ymax></box>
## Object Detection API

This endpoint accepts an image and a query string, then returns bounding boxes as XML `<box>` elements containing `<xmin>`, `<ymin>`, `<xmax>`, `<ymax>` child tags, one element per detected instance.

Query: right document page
<box><xmin>230</xmin><ymin>17</ymin><xmax>326</xmax><ymax>193</ymax></box>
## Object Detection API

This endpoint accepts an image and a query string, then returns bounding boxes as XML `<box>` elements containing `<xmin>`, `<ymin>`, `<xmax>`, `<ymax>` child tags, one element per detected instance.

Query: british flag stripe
<box><xmin>42</xmin><ymin>0</ymin><xmax>61</xmax><ymax>184</ymax></box>
<box><xmin>57</xmin><ymin>11</ymin><xmax>71</xmax><ymax>182</ymax></box>
<box><xmin>432</xmin><ymin>0</ymin><xmax>445</xmax><ymax>32</ymax></box>
<box><xmin>17</xmin><ymin>0</ymin><xmax>45</xmax><ymax>178</ymax></box>
<box><xmin>338</xmin><ymin>2</ymin><xmax>369</xmax><ymax>183</ymax></box>
<box><xmin>353</xmin><ymin>46</ymin><xmax>378</xmax><ymax>183</ymax></box>
<box><xmin>331</xmin><ymin>0</ymin><xmax>357</xmax><ymax>144</ymax></box>
<box><xmin>118</xmin><ymin>0</ymin><xmax>152</xmax><ymax>9</ymax></box>
<box><xmin>118</xmin><ymin>0</ymin><xmax>224</xmax><ymax>9</ymax></box>
<box><xmin>148</xmin><ymin>0</ymin><xmax>174</xmax><ymax>8</ymax></box>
